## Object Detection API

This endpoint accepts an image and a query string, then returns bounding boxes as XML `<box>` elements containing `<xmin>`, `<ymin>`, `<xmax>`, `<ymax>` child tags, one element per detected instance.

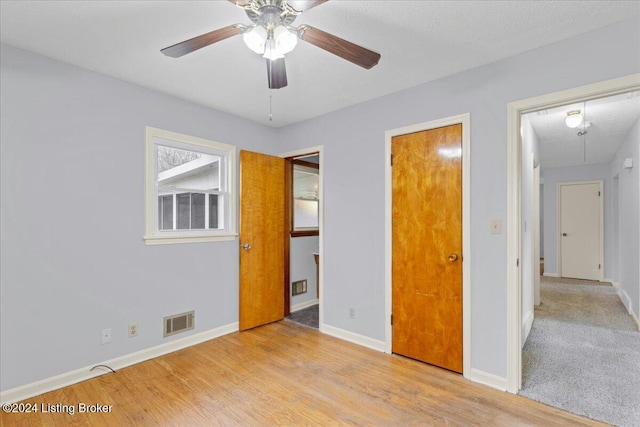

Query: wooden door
<box><xmin>239</xmin><ymin>150</ymin><xmax>286</xmax><ymax>331</ymax></box>
<box><xmin>392</xmin><ymin>124</ymin><xmax>463</xmax><ymax>373</ymax></box>
<box><xmin>560</xmin><ymin>182</ymin><xmax>602</xmax><ymax>280</ymax></box>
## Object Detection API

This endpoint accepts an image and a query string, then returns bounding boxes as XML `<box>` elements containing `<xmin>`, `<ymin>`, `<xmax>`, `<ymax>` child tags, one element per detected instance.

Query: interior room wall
<box><xmin>610</xmin><ymin>117</ymin><xmax>640</xmax><ymax>319</ymax></box>
<box><xmin>290</xmin><ymin>236</ymin><xmax>319</xmax><ymax>309</ymax></box>
<box><xmin>542</xmin><ymin>163</ymin><xmax>612</xmax><ymax>278</ymax></box>
<box><xmin>1</xmin><ymin>17</ymin><xmax>639</xmax><ymax>394</ymax></box>
<box><xmin>520</xmin><ymin>115</ymin><xmax>540</xmax><ymax>345</ymax></box>
<box><xmin>0</xmin><ymin>44</ymin><xmax>280</xmax><ymax>392</ymax></box>
<box><xmin>277</xmin><ymin>18</ymin><xmax>640</xmax><ymax>380</ymax></box>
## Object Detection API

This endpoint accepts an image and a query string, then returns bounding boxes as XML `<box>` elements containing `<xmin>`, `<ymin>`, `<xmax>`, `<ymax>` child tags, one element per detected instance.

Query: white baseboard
<box><xmin>611</xmin><ymin>281</ymin><xmax>620</xmax><ymax>288</ymax></box>
<box><xmin>631</xmin><ymin>311</ymin><xmax>640</xmax><ymax>331</ymax></box>
<box><xmin>615</xmin><ymin>287</ymin><xmax>640</xmax><ymax>331</ymax></box>
<box><xmin>617</xmin><ymin>287</ymin><xmax>633</xmax><ymax>314</ymax></box>
<box><xmin>542</xmin><ymin>272</ymin><xmax>558</xmax><ymax>277</ymax></box>
<box><xmin>320</xmin><ymin>324</ymin><xmax>386</xmax><ymax>353</ymax></box>
<box><xmin>465</xmin><ymin>368</ymin><xmax>508</xmax><ymax>391</ymax></box>
<box><xmin>522</xmin><ymin>311</ymin><xmax>534</xmax><ymax>347</ymax></box>
<box><xmin>602</xmin><ymin>278</ymin><xmax>614</xmax><ymax>284</ymax></box>
<box><xmin>290</xmin><ymin>299</ymin><xmax>319</xmax><ymax>313</ymax></box>
<box><xmin>0</xmin><ymin>322</ymin><xmax>239</xmax><ymax>405</ymax></box>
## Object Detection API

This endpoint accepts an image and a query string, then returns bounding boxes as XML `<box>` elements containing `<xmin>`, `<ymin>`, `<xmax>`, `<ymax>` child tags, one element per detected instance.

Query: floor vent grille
<box><xmin>164</xmin><ymin>310</ymin><xmax>194</xmax><ymax>337</ymax></box>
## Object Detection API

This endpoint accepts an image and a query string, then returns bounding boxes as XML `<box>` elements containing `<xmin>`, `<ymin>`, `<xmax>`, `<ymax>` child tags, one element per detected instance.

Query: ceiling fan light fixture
<box><xmin>274</xmin><ymin>25</ymin><xmax>297</xmax><ymax>54</ymax></box>
<box><xmin>243</xmin><ymin>25</ymin><xmax>268</xmax><ymax>54</ymax></box>
<box><xmin>565</xmin><ymin>110</ymin><xmax>583</xmax><ymax>128</ymax></box>
<box><xmin>263</xmin><ymin>38</ymin><xmax>285</xmax><ymax>60</ymax></box>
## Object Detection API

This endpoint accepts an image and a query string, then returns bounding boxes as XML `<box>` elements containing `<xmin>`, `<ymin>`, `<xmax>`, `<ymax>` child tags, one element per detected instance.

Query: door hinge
<box><xmin>599</xmin><ymin>264</ymin><xmax>601</xmax><ymax>269</ymax></box>
<box><xmin>390</xmin><ymin>314</ymin><xmax>393</xmax><ymax>325</ymax></box>
<box><xmin>517</xmin><ymin>258</ymin><xmax>520</xmax><ymax>267</ymax></box>
<box><xmin>598</xmin><ymin>191</ymin><xmax>601</xmax><ymax>196</ymax></box>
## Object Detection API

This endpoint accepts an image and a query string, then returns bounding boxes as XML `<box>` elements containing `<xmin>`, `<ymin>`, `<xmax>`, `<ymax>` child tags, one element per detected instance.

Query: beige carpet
<box><xmin>520</xmin><ymin>277</ymin><xmax>640</xmax><ymax>426</ymax></box>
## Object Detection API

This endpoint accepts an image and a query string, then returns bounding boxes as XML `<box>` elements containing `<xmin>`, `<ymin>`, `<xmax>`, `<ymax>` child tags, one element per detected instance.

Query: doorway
<box><xmin>384</xmin><ymin>114</ymin><xmax>471</xmax><ymax>376</ymax></box>
<box><xmin>506</xmin><ymin>73</ymin><xmax>640</xmax><ymax>392</ymax></box>
<box><xmin>238</xmin><ymin>147</ymin><xmax>323</xmax><ymax>331</ymax></box>
<box><xmin>281</xmin><ymin>147</ymin><xmax>323</xmax><ymax>330</ymax></box>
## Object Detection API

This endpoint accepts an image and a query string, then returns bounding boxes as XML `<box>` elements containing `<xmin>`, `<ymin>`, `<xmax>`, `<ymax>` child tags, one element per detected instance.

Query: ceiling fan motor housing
<box><xmin>245</xmin><ymin>1</ymin><xmax>298</xmax><ymax>29</ymax></box>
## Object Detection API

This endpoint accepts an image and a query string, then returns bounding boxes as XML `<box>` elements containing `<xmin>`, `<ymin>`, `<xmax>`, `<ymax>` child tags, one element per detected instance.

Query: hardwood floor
<box><xmin>2</xmin><ymin>322</ymin><xmax>604</xmax><ymax>426</ymax></box>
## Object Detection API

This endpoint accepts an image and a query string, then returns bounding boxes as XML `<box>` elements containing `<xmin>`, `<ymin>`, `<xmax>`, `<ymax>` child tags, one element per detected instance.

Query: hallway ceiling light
<box><xmin>565</xmin><ymin>110</ymin><xmax>583</xmax><ymax>128</ymax></box>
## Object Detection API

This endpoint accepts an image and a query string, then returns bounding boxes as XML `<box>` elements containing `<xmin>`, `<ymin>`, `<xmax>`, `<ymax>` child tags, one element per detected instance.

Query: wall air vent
<box><xmin>292</xmin><ymin>280</ymin><xmax>308</xmax><ymax>296</ymax></box>
<box><xmin>163</xmin><ymin>310</ymin><xmax>194</xmax><ymax>337</ymax></box>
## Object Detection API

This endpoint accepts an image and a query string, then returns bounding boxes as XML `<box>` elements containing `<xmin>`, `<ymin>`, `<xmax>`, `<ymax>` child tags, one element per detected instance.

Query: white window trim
<box><xmin>144</xmin><ymin>126</ymin><xmax>237</xmax><ymax>245</ymax></box>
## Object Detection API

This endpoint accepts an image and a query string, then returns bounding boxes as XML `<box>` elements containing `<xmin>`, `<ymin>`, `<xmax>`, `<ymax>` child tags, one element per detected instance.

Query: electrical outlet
<box><xmin>349</xmin><ymin>308</ymin><xmax>356</xmax><ymax>319</ymax></box>
<box><xmin>101</xmin><ymin>328</ymin><xmax>112</xmax><ymax>344</ymax></box>
<box><xmin>128</xmin><ymin>322</ymin><xmax>138</xmax><ymax>338</ymax></box>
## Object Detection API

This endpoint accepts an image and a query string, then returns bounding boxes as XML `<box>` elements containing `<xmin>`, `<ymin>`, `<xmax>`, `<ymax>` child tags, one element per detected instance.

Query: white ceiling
<box><xmin>527</xmin><ymin>92</ymin><xmax>640</xmax><ymax>168</ymax></box>
<box><xmin>1</xmin><ymin>1</ymin><xmax>639</xmax><ymax>128</ymax></box>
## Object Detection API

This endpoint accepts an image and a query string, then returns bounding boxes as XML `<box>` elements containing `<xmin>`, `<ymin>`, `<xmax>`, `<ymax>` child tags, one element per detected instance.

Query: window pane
<box><xmin>191</xmin><ymin>193</ymin><xmax>205</xmax><ymax>229</ymax></box>
<box><xmin>157</xmin><ymin>146</ymin><xmax>201</xmax><ymax>173</ymax></box>
<box><xmin>177</xmin><ymin>193</ymin><xmax>191</xmax><ymax>229</ymax></box>
<box><xmin>209</xmin><ymin>194</ymin><xmax>219</xmax><ymax>229</ymax></box>
<box><xmin>294</xmin><ymin>199</ymin><xmax>319</xmax><ymax>228</ymax></box>
<box><xmin>159</xmin><ymin>195</ymin><xmax>173</xmax><ymax>230</ymax></box>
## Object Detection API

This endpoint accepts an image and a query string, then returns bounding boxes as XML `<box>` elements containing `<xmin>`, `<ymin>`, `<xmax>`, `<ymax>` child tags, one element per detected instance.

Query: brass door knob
<box><xmin>448</xmin><ymin>253</ymin><xmax>459</xmax><ymax>262</ymax></box>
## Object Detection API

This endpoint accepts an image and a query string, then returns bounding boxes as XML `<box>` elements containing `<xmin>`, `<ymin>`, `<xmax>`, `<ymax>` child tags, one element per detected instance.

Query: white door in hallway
<box><xmin>559</xmin><ymin>181</ymin><xmax>603</xmax><ymax>280</ymax></box>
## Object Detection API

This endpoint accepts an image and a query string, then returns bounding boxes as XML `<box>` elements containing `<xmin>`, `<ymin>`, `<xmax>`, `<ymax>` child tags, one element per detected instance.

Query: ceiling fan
<box><xmin>161</xmin><ymin>0</ymin><xmax>381</xmax><ymax>89</ymax></box>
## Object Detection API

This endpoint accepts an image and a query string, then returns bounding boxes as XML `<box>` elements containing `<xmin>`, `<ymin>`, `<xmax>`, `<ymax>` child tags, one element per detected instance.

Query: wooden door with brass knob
<box><xmin>391</xmin><ymin>124</ymin><xmax>463</xmax><ymax>373</ymax></box>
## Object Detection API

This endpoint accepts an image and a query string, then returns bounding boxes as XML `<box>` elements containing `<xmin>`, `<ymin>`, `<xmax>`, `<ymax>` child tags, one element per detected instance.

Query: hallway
<box><xmin>520</xmin><ymin>277</ymin><xmax>640</xmax><ymax>426</ymax></box>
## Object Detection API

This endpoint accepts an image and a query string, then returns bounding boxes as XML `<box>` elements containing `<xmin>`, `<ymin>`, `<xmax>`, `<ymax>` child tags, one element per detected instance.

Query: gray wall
<box><xmin>278</xmin><ymin>18</ymin><xmax>640</xmax><ymax>378</ymax></box>
<box><xmin>542</xmin><ymin>163</ymin><xmax>612</xmax><ymax>278</ymax></box>
<box><xmin>290</xmin><ymin>236</ymin><xmax>319</xmax><ymax>308</ymax></box>
<box><xmin>0</xmin><ymin>44</ymin><xmax>279</xmax><ymax>391</ymax></box>
<box><xmin>521</xmin><ymin>115</ymin><xmax>540</xmax><ymax>344</ymax></box>
<box><xmin>610</xmin><ymin>118</ymin><xmax>640</xmax><ymax>318</ymax></box>
<box><xmin>1</xmin><ymin>16</ymin><xmax>639</xmax><ymax>392</ymax></box>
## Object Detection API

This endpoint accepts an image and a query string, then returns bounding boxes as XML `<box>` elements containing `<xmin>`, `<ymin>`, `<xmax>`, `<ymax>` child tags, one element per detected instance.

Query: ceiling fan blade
<box><xmin>267</xmin><ymin>58</ymin><xmax>288</xmax><ymax>89</ymax></box>
<box><xmin>286</xmin><ymin>0</ymin><xmax>328</xmax><ymax>12</ymax></box>
<box><xmin>161</xmin><ymin>25</ymin><xmax>244</xmax><ymax>58</ymax></box>
<box><xmin>297</xmin><ymin>25</ymin><xmax>380</xmax><ymax>69</ymax></box>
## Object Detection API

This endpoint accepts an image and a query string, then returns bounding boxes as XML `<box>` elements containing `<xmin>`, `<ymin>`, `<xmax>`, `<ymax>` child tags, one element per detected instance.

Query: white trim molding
<box><xmin>466</xmin><ymin>369</ymin><xmax>509</xmax><ymax>392</ymax></box>
<box><xmin>0</xmin><ymin>322</ymin><xmax>239</xmax><ymax>405</ymax></box>
<box><xmin>290</xmin><ymin>299</ymin><xmax>319</xmax><ymax>313</ymax></box>
<box><xmin>507</xmin><ymin>73</ymin><xmax>640</xmax><ymax>394</ymax></box>
<box><xmin>384</xmin><ymin>113</ymin><xmax>471</xmax><ymax>377</ymax></box>
<box><xmin>321</xmin><ymin>324</ymin><xmax>387</xmax><ymax>353</ymax></box>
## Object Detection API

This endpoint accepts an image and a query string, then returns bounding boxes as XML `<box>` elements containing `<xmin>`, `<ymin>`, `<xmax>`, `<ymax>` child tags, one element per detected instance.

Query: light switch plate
<box><xmin>491</xmin><ymin>219</ymin><xmax>502</xmax><ymax>234</ymax></box>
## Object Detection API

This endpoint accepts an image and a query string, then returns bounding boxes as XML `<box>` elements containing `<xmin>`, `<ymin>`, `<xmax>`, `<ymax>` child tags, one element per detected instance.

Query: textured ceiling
<box><xmin>1</xmin><ymin>1</ymin><xmax>639</xmax><ymax>127</ymax></box>
<box><xmin>527</xmin><ymin>92</ymin><xmax>640</xmax><ymax>169</ymax></box>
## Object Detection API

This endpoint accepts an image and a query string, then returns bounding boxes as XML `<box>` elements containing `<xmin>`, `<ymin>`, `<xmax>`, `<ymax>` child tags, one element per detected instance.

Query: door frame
<box><xmin>506</xmin><ymin>73</ymin><xmax>640</xmax><ymax>393</ymax></box>
<box><xmin>384</xmin><ymin>113</ymin><xmax>471</xmax><ymax>376</ymax></box>
<box><xmin>557</xmin><ymin>180</ymin><xmax>604</xmax><ymax>280</ymax></box>
<box><xmin>279</xmin><ymin>146</ymin><xmax>324</xmax><ymax>330</ymax></box>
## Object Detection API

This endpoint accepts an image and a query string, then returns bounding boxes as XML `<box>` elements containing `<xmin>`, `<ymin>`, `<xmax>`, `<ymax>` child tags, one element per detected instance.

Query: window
<box><xmin>144</xmin><ymin>127</ymin><xmax>236</xmax><ymax>245</ymax></box>
<box><xmin>291</xmin><ymin>158</ymin><xmax>319</xmax><ymax>236</ymax></box>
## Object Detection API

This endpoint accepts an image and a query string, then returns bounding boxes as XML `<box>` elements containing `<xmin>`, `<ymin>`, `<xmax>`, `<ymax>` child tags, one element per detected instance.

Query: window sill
<box><xmin>143</xmin><ymin>233</ymin><xmax>237</xmax><ymax>245</ymax></box>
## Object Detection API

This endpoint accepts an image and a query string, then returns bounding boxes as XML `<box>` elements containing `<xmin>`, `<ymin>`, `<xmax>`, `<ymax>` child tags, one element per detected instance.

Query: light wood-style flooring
<box><xmin>2</xmin><ymin>321</ymin><xmax>604</xmax><ymax>426</ymax></box>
